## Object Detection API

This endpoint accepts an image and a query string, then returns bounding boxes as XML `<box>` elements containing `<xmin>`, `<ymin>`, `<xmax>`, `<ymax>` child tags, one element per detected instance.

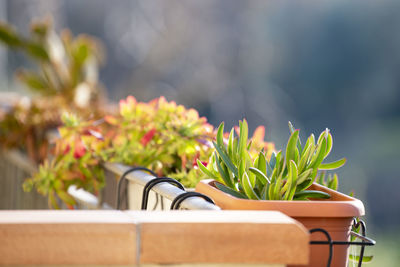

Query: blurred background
<box><xmin>1</xmin><ymin>0</ymin><xmax>399</xmax><ymax>265</ymax></box>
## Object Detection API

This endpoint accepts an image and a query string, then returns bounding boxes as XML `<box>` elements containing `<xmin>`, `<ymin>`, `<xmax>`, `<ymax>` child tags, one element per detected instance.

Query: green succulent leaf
<box><xmin>297</xmin><ymin>168</ymin><xmax>313</xmax><ymax>185</ymax></box>
<box><xmin>198</xmin><ymin>159</ymin><xmax>219</xmax><ymax>180</ymax></box>
<box><xmin>309</xmin><ymin>135</ymin><xmax>327</xmax><ymax>169</ymax></box>
<box><xmin>294</xmin><ymin>190</ymin><xmax>330</xmax><ymax>200</ymax></box>
<box><xmin>238</xmin><ymin>120</ymin><xmax>249</xmax><ymax>161</ymax></box>
<box><xmin>296</xmin><ymin>178</ymin><xmax>313</xmax><ymax>192</ymax></box>
<box><xmin>288</xmin><ymin>121</ymin><xmax>302</xmax><ymax>153</ymax></box>
<box><xmin>269</xmin><ymin>151</ymin><xmax>277</xmax><ymax>169</ymax></box>
<box><xmin>215</xmin><ymin>182</ymin><xmax>247</xmax><ymax>199</ymax></box>
<box><xmin>212</xmin><ymin>141</ymin><xmax>238</xmax><ymax>178</ymax></box>
<box><xmin>249</xmin><ymin>167</ymin><xmax>270</xmax><ymax>185</ymax></box>
<box><xmin>216</xmin><ymin>122</ymin><xmax>224</xmax><ymax>148</ymax></box>
<box><xmin>257</xmin><ymin>152</ymin><xmax>267</xmax><ymax>176</ymax></box>
<box><xmin>241</xmin><ymin>172</ymin><xmax>260</xmax><ymax>200</ymax></box>
<box><xmin>215</xmin><ymin>153</ymin><xmax>234</xmax><ymax>188</ymax></box>
<box><xmin>286</xmin><ymin>130</ymin><xmax>299</xmax><ymax>164</ymax></box>
<box><xmin>286</xmin><ymin>160</ymin><xmax>298</xmax><ymax>200</ymax></box>
<box><xmin>319</xmin><ymin>158</ymin><xmax>346</xmax><ymax>170</ymax></box>
<box><xmin>228</xmin><ymin>128</ymin><xmax>235</xmax><ymax>159</ymax></box>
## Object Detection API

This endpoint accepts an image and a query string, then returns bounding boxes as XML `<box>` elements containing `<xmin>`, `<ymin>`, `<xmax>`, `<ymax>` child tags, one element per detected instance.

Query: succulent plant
<box><xmin>198</xmin><ymin>120</ymin><xmax>346</xmax><ymax>200</ymax></box>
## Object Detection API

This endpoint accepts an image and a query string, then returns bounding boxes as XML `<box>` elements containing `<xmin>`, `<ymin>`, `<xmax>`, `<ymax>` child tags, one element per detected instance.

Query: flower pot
<box><xmin>196</xmin><ymin>179</ymin><xmax>365</xmax><ymax>267</ymax></box>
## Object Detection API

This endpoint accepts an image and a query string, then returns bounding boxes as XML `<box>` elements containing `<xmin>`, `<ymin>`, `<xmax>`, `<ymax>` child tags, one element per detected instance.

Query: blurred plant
<box><xmin>198</xmin><ymin>120</ymin><xmax>346</xmax><ymax>200</ymax></box>
<box><xmin>24</xmin><ymin>96</ymin><xmax>217</xmax><ymax>207</ymax></box>
<box><xmin>316</xmin><ymin>171</ymin><xmax>338</xmax><ymax>190</ymax></box>
<box><xmin>0</xmin><ymin>17</ymin><xmax>106</xmax><ymax>162</ymax></box>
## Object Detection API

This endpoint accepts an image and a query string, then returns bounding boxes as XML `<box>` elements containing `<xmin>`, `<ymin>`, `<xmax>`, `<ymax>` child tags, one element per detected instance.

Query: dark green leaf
<box><xmin>215</xmin><ymin>153</ymin><xmax>234</xmax><ymax>188</ymax></box>
<box><xmin>0</xmin><ymin>23</ymin><xmax>21</xmax><ymax>47</ymax></box>
<box><xmin>296</xmin><ymin>178</ymin><xmax>313</xmax><ymax>192</ymax></box>
<box><xmin>215</xmin><ymin>182</ymin><xmax>247</xmax><ymax>199</ymax></box>
<box><xmin>294</xmin><ymin>190</ymin><xmax>331</xmax><ymax>200</ymax></box>
<box><xmin>25</xmin><ymin>42</ymin><xmax>50</xmax><ymax>61</ymax></box>
<box><xmin>212</xmin><ymin>141</ymin><xmax>238</xmax><ymax>178</ymax></box>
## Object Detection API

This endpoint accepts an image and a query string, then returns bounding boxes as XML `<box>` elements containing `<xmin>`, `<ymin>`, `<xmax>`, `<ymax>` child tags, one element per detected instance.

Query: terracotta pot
<box><xmin>196</xmin><ymin>179</ymin><xmax>365</xmax><ymax>267</ymax></box>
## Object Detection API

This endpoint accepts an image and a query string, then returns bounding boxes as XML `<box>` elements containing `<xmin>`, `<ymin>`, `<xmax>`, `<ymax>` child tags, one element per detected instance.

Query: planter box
<box><xmin>196</xmin><ymin>179</ymin><xmax>365</xmax><ymax>267</ymax></box>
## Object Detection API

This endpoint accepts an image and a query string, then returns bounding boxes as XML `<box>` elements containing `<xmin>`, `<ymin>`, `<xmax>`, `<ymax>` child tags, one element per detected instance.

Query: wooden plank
<box><xmin>0</xmin><ymin>211</ymin><xmax>136</xmax><ymax>265</ymax></box>
<box><xmin>128</xmin><ymin>210</ymin><xmax>309</xmax><ymax>265</ymax></box>
<box><xmin>0</xmin><ymin>210</ymin><xmax>309</xmax><ymax>266</ymax></box>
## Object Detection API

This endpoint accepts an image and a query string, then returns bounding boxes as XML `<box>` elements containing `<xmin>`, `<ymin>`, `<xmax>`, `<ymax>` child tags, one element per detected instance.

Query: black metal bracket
<box><xmin>116</xmin><ymin>167</ymin><xmax>157</xmax><ymax>210</ymax></box>
<box><xmin>310</xmin><ymin>219</ymin><xmax>376</xmax><ymax>267</ymax></box>
<box><xmin>170</xmin><ymin>192</ymin><xmax>215</xmax><ymax>210</ymax></box>
<box><xmin>141</xmin><ymin>177</ymin><xmax>185</xmax><ymax>210</ymax></box>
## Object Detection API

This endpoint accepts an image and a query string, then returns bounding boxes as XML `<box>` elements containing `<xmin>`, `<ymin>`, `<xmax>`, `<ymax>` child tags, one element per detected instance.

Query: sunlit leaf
<box><xmin>319</xmin><ymin>158</ymin><xmax>346</xmax><ymax>170</ymax></box>
<box><xmin>241</xmin><ymin>172</ymin><xmax>259</xmax><ymax>200</ymax></box>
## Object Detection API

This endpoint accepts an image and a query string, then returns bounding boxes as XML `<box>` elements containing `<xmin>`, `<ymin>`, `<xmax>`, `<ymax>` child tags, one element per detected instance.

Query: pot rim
<box><xmin>196</xmin><ymin>179</ymin><xmax>365</xmax><ymax>217</ymax></box>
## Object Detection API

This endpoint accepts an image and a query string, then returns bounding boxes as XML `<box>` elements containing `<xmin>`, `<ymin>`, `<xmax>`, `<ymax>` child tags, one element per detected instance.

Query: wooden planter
<box><xmin>196</xmin><ymin>179</ymin><xmax>365</xmax><ymax>267</ymax></box>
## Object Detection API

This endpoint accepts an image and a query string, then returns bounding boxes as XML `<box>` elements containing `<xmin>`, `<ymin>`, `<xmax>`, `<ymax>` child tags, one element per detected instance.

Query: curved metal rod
<box><xmin>353</xmin><ymin>219</ymin><xmax>367</xmax><ymax>267</ymax></box>
<box><xmin>310</xmin><ymin>228</ymin><xmax>333</xmax><ymax>267</ymax></box>
<box><xmin>116</xmin><ymin>167</ymin><xmax>157</xmax><ymax>210</ymax></box>
<box><xmin>141</xmin><ymin>177</ymin><xmax>185</xmax><ymax>210</ymax></box>
<box><xmin>170</xmin><ymin>192</ymin><xmax>215</xmax><ymax>210</ymax></box>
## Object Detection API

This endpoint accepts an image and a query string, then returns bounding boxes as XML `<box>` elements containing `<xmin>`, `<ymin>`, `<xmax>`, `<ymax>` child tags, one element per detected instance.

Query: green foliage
<box><xmin>25</xmin><ymin>96</ymin><xmax>216</xmax><ymax>207</ymax></box>
<box><xmin>198</xmin><ymin>120</ymin><xmax>346</xmax><ymax>200</ymax></box>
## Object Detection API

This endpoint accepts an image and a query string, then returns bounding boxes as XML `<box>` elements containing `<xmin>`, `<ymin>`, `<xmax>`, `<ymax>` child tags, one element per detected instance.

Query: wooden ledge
<box><xmin>0</xmin><ymin>210</ymin><xmax>309</xmax><ymax>266</ymax></box>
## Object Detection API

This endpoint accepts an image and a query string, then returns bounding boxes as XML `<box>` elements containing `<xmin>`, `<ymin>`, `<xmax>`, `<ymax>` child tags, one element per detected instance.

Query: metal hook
<box><xmin>310</xmin><ymin>228</ymin><xmax>333</xmax><ymax>267</ymax></box>
<box><xmin>141</xmin><ymin>177</ymin><xmax>185</xmax><ymax>210</ymax></box>
<box><xmin>310</xmin><ymin>222</ymin><xmax>375</xmax><ymax>267</ymax></box>
<box><xmin>352</xmin><ymin>219</ymin><xmax>367</xmax><ymax>267</ymax></box>
<box><xmin>170</xmin><ymin>192</ymin><xmax>215</xmax><ymax>210</ymax></box>
<box><xmin>116</xmin><ymin>167</ymin><xmax>157</xmax><ymax>210</ymax></box>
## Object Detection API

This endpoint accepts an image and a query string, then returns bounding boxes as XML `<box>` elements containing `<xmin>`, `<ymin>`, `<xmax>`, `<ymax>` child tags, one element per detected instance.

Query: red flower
<box><xmin>73</xmin><ymin>140</ymin><xmax>86</xmax><ymax>159</ymax></box>
<box><xmin>63</xmin><ymin>144</ymin><xmax>71</xmax><ymax>155</ymax></box>
<box><xmin>193</xmin><ymin>160</ymin><xmax>208</xmax><ymax>168</ymax></box>
<box><xmin>141</xmin><ymin>128</ymin><xmax>157</xmax><ymax>146</ymax></box>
